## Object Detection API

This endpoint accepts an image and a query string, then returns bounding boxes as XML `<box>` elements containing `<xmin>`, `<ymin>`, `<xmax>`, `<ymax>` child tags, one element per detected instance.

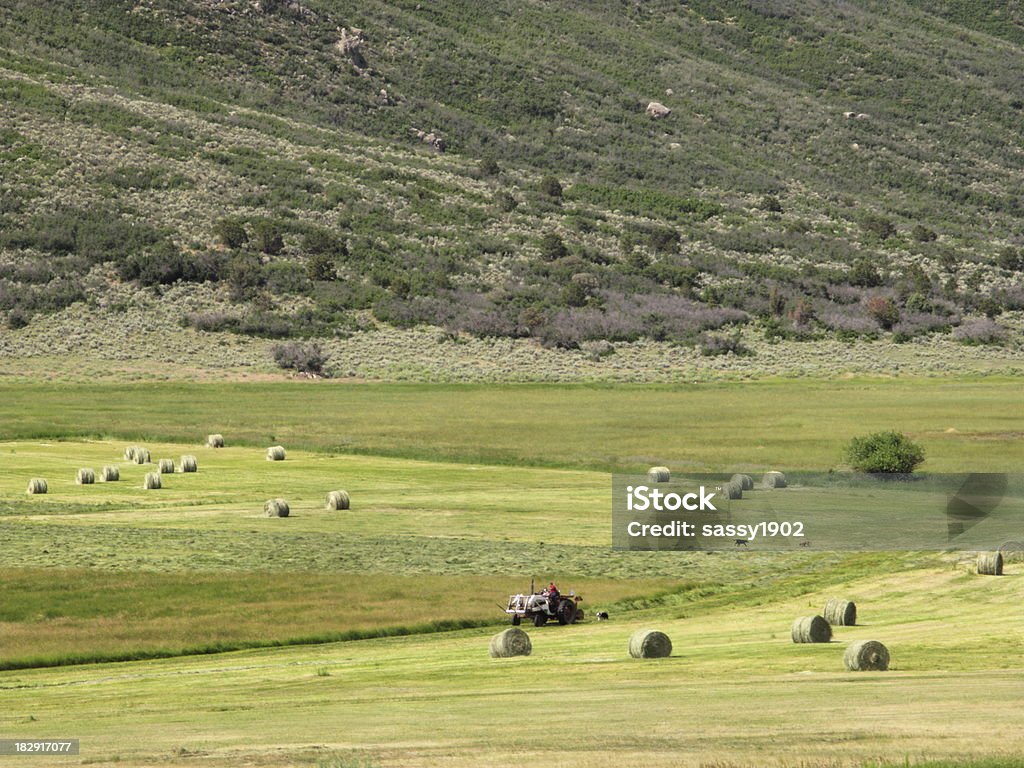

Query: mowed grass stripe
<box><xmin>0</xmin><ymin>570</ymin><xmax>681</xmax><ymax>671</ymax></box>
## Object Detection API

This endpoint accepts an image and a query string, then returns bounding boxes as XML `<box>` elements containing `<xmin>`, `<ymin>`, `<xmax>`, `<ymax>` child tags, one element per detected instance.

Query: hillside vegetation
<box><xmin>1</xmin><ymin>0</ymin><xmax>1022</xmax><ymax>375</ymax></box>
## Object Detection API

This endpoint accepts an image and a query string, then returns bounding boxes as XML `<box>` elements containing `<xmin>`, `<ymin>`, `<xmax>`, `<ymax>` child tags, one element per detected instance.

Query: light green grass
<box><xmin>2</xmin><ymin>562</ymin><xmax>1023</xmax><ymax>767</ymax></box>
<box><xmin>1</xmin><ymin>379</ymin><xmax>1022</xmax><ymax>471</ymax></box>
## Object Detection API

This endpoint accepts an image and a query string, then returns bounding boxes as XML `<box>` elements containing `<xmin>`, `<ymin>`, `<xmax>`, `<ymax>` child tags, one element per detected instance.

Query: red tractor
<box><xmin>504</xmin><ymin>584</ymin><xmax>583</xmax><ymax>627</ymax></box>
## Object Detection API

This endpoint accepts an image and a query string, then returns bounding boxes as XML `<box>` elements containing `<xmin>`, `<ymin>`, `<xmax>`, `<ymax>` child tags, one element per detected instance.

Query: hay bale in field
<box><xmin>844</xmin><ymin>640</ymin><xmax>889</xmax><ymax>671</ymax></box>
<box><xmin>824</xmin><ymin>598</ymin><xmax>857</xmax><ymax>626</ymax></box>
<box><xmin>763</xmin><ymin>470</ymin><xmax>787</xmax><ymax>488</ymax></box>
<box><xmin>267</xmin><ymin>445</ymin><xmax>286</xmax><ymax>461</ymax></box>
<box><xmin>158</xmin><ymin>458</ymin><xmax>175</xmax><ymax>474</ymax></box>
<box><xmin>629</xmin><ymin>629</ymin><xmax>672</xmax><ymax>659</ymax></box>
<box><xmin>489</xmin><ymin>627</ymin><xmax>532</xmax><ymax>658</ymax></box>
<box><xmin>143</xmin><ymin>472</ymin><xmax>161</xmax><ymax>490</ymax></box>
<box><xmin>326</xmin><ymin>490</ymin><xmax>351</xmax><ymax>510</ymax></box>
<box><xmin>133</xmin><ymin>448</ymin><xmax>151</xmax><ymax>465</ymax></box>
<box><xmin>647</xmin><ymin>466</ymin><xmax>670</xmax><ymax>483</ymax></box>
<box><xmin>265</xmin><ymin>498</ymin><xmax>290</xmax><ymax>517</ymax></box>
<box><xmin>75</xmin><ymin>468</ymin><xmax>95</xmax><ymax>485</ymax></box>
<box><xmin>791</xmin><ymin>615</ymin><xmax>831</xmax><ymax>643</ymax></box>
<box><xmin>731</xmin><ymin>473</ymin><xmax>754</xmax><ymax>491</ymax></box>
<box><xmin>977</xmin><ymin>551</ymin><xmax>1003</xmax><ymax>576</ymax></box>
<box><xmin>206</xmin><ymin>434</ymin><xmax>225</xmax><ymax>448</ymax></box>
<box><xmin>27</xmin><ymin>478</ymin><xmax>48</xmax><ymax>494</ymax></box>
<box><xmin>124</xmin><ymin>446</ymin><xmax>138</xmax><ymax>461</ymax></box>
<box><xmin>101</xmin><ymin>465</ymin><xmax>120</xmax><ymax>482</ymax></box>
<box><xmin>725</xmin><ymin>480</ymin><xmax>743</xmax><ymax>500</ymax></box>
<box><xmin>180</xmin><ymin>455</ymin><xmax>198</xmax><ymax>473</ymax></box>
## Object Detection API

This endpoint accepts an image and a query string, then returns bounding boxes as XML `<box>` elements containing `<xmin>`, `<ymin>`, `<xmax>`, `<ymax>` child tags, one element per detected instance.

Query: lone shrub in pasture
<box><xmin>844</xmin><ymin>431</ymin><xmax>924</xmax><ymax>474</ymax></box>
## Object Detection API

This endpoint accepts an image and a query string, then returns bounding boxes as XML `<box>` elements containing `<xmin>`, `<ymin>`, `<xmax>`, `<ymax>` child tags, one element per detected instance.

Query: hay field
<box><xmin>1</xmin><ymin>379</ymin><xmax>1023</xmax><ymax>767</ymax></box>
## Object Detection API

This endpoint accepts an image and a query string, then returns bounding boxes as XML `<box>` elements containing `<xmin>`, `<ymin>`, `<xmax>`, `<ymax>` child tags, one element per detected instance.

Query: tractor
<box><xmin>504</xmin><ymin>582</ymin><xmax>583</xmax><ymax>627</ymax></box>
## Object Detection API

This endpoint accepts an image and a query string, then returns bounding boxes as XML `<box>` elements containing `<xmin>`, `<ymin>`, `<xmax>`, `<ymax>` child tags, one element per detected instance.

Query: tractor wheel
<box><xmin>533</xmin><ymin>613</ymin><xmax>548</xmax><ymax>627</ymax></box>
<box><xmin>557</xmin><ymin>599</ymin><xmax>577</xmax><ymax>625</ymax></box>
<box><xmin>512</xmin><ymin>614</ymin><xmax>521</xmax><ymax>626</ymax></box>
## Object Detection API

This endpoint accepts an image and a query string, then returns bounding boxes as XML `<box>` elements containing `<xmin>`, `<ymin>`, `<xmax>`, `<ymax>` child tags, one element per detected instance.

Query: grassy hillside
<box><xmin>1</xmin><ymin>0</ymin><xmax>1022</xmax><ymax>378</ymax></box>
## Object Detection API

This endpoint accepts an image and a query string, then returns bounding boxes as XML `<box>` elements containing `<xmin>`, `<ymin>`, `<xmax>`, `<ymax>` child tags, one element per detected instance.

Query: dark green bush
<box><xmin>214</xmin><ymin>218</ymin><xmax>248</xmax><ymax>249</ymax></box>
<box><xmin>844</xmin><ymin>431</ymin><xmax>925</xmax><ymax>474</ymax></box>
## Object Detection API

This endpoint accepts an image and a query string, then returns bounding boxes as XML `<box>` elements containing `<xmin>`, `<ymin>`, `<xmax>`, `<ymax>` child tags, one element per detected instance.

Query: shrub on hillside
<box><xmin>844</xmin><ymin>431</ymin><xmax>924</xmax><ymax>474</ymax></box>
<box><xmin>271</xmin><ymin>341</ymin><xmax>328</xmax><ymax>375</ymax></box>
<box><xmin>214</xmin><ymin>218</ymin><xmax>248</xmax><ymax>249</ymax></box>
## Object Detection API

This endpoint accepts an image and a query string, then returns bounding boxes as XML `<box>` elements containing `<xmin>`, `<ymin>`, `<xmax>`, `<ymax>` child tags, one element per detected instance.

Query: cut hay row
<box><xmin>75</xmin><ymin>468</ymin><xmax>95</xmax><ymax>485</ymax></box>
<box><xmin>206</xmin><ymin>434</ymin><xmax>224</xmax><ymax>448</ymax></box>
<box><xmin>823</xmin><ymin>599</ymin><xmax>857</xmax><ymax>626</ymax></box>
<box><xmin>791</xmin><ymin>615</ymin><xmax>831</xmax><ymax>643</ymax></box>
<box><xmin>143</xmin><ymin>472</ymin><xmax>161</xmax><ymax>490</ymax></box>
<box><xmin>763</xmin><ymin>470</ymin><xmax>787</xmax><ymax>488</ymax></box>
<box><xmin>26</xmin><ymin>478</ymin><xmax>47</xmax><ymax>494</ymax></box>
<box><xmin>101</xmin><ymin>465</ymin><xmax>120</xmax><ymax>482</ymax></box>
<box><xmin>326</xmin><ymin>490</ymin><xmax>351</xmax><ymax>510</ymax></box>
<box><xmin>267</xmin><ymin>446</ymin><xmax>286</xmax><ymax>461</ymax></box>
<box><xmin>180</xmin><ymin>455</ymin><xmax>198</xmax><ymax>473</ymax></box>
<box><xmin>489</xmin><ymin>627</ymin><xmax>532</xmax><ymax>658</ymax></box>
<box><xmin>265</xmin><ymin>498</ymin><xmax>290</xmax><ymax>517</ymax></box>
<box><xmin>731</xmin><ymin>473</ymin><xmax>753</xmax><ymax>491</ymax></box>
<box><xmin>977</xmin><ymin>552</ymin><xmax>1003</xmax><ymax>576</ymax></box>
<box><xmin>844</xmin><ymin>640</ymin><xmax>889</xmax><ymax>671</ymax></box>
<box><xmin>629</xmin><ymin>629</ymin><xmax>672</xmax><ymax>658</ymax></box>
<box><xmin>158</xmin><ymin>459</ymin><xmax>175</xmax><ymax>474</ymax></box>
<box><xmin>647</xmin><ymin>466</ymin><xmax>670</xmax><ymax>483</ymax></box>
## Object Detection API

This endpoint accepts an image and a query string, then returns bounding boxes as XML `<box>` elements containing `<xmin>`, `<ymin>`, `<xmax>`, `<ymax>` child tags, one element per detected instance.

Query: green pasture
<box><xmin>0</xmin><ymin>379</ymin><xmax>1021</xmax><ymax>471</ymax></box>
<box><xmin>1</xmin><ymin>378</ymin><xmax>1022</xmax><ymax>767</ymax></box>
<box><xmin>2</xmin><ymin>560</ymin><xmax>1022</xmax><ymax>767</ymax></box>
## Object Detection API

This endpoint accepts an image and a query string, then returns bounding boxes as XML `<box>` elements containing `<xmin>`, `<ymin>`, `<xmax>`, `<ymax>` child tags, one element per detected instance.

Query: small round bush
<box><xmin>844</xmin><ymin>431</ymin><xmax>925</xmax><ymax>474</ymax></box>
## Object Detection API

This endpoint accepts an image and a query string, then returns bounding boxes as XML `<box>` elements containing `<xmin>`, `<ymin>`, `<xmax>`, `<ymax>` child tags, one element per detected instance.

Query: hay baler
<box><xmin>505</xmin><ymin>588</ymin><xmax>583</xmax><ymax>627</ymax></box>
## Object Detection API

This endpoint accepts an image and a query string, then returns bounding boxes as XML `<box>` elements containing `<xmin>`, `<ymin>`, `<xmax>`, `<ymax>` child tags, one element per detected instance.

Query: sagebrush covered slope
<box><xmin>0</xmin><ymin>0</ymin><xmax>1022</xmax><ymax>372</ymax></box>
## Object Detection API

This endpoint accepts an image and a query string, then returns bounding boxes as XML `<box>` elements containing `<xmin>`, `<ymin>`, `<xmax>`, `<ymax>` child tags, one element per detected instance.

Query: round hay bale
<box><xmin>844</xmin><ymin>640</ymin><xmax>889</xmax><ymax>671</ymax></box>
<box><xmin>489</xmin><ymin>627</ymin><xmax>532</xmax><ymax>658</ymax></box>
<box><xmin>124</xmin><ymin>446</ymin><xmax>138</xmax><ymax>461</ymax></box>
<box><xmin>647</xmin><ymin>466</ymin><xmax>670</xmax><ymax>483</ymax></box>
<box><xmin>100</xmin><ymin>465</ymin><xmax>120</xmax><ymax>482</ymax></box>
<box><xmin>326</xmin><ymin>490</ymin><xmax>351</xmax><ymax>510</ymax></box>
<box><xmin>158</xmin><ymin>458</ymin><xmax>175</xmax><ymax>474</ymax></box>
<box><xmin>180</xmin><ymin>455</ymin><xmax>198</xmax><ymax>473</ymax></box>
<box><xmin>823</xmin><ymin>599</ymin><xmax>857</xmax><ymax>626</ymax></box>
<box><xmin>977</xmin><ymin>551</ymin><xmax>1003</xmax><ymax>576</ymax></box>
<box><xmin>791</xmin><ymin>615</ymin><xmax>832</xmax><ymax>643</ymax></box>
<box><xmin>763</xmin><ymin>471</ymin><xmax>787</xmax><ymax>488</ymax></box>
<box><xmin>731</xmin><ymin>473</ymin><xmax>754</xmax><ymax>491</ymax></box>
<box><xmin>267</xmin><ymin>445</ymin><xmax>286</xmax><ymax>461</ymax></box>
<box><xmin>265</xmin><ymin>498</ymin><xmax>290</xmax><ymax>517</ymax></box>
<box><xmin>75</xmin><ymin>468</ymin><xmax>95</xmax><ymax>485</ymax></box>
<box><xmin>725</xmin><ymin>480</ymin><xmax>743</xmax><ymax>500</ymax></box>
<box><xmin>206</xmin><ymin>434</ymin><xmax>225</xmax><ymax>448</ymax></box>
<box><xmin>133</xmin><ymin>448</ymin><xmax>151</xmax><ymax>465</ymax></box>
<box><xmin>628</xmin><ymin>629</ymin><xmax>672</xmax><ymax>659</ymax></box>
<box><xmin>27</xmin><ymin>478</ymin><xmax>48</xmax><ymax>495</ymax></box>
<box><xmin>143</xmin><ymin>472</ymin><xmax>161</xmax><ymax>490</ymax></box>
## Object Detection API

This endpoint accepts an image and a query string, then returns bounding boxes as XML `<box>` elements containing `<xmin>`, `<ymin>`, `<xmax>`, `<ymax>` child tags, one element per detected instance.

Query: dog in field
<box><xmin>734</xmin><ymin>539</ymin><xmax>748</xmax><ymax>547</ymax></box>
<box><xmin>596</xmin><ymin>611</ymin><xmax>610</xmax><ymax>621</ymax></box>
<box><xmin>799</xmin><ymin>541</ymin><xmax>811</xmax><ymax>548</ymax></box>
